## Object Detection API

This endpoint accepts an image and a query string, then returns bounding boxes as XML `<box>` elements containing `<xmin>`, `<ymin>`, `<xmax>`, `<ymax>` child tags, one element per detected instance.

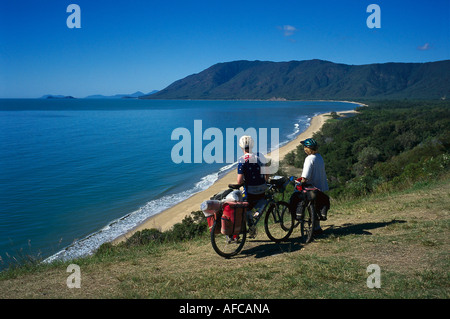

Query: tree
<box><xmin>353</xmin><ymin>146</ymin><xmax>381</xmax><ymax>176</ymax></box>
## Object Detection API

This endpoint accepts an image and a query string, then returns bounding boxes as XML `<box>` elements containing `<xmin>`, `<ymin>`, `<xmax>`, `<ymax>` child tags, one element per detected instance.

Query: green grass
<box><xmin>0</xmin><ymin>174</ymin><xmax>448</xmax><ymax>299</ymax></box>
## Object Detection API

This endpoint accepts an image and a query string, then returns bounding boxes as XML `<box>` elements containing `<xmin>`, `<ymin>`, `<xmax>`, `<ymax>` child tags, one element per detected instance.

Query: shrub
<box><xmin>166</xmin><ymin>212</ymin><xmax>208</xmax><ymax>242</ymax></box>
<box><xmin>126</xmin><ymin>228</ymin><xmax>165</xmax><ymax>246</ymax></box>
<box><xmin>124</xmin><ymin>211</ymin><xmax>208</xmax><ymax>248</ymax></box>
<box><xmin>297</xmin><ymin>100</ymin><xmax>450</xmax><ymax>200</ymax></box>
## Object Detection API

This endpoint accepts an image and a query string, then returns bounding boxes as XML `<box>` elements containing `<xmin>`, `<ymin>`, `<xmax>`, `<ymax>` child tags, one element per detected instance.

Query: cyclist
<box><xmin>290</xmin><ymin>138</ymin><xmax>329</xmax><ymax>235</ymax></box>
<box><xmin>237</xmin><ymin>135</ymin><xmax>269</xmax><ymax>237</ymax></box>
<box><xmin>299</xmin><ymin>138</ymin><xmax>329</xmax><ymax>192</ymax></box>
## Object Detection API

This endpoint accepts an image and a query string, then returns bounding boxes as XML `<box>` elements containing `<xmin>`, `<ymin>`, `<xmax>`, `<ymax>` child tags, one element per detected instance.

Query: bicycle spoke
<box><xmin>300</xmin><ymin>204</ymin><xmax>316</xmax><ymax>243</ymax></box>
<box><xmin>264</xmin><ymin>201</ymin><xmax>294</xmax><ymax>242</ymax></box>
<box><xmin>211</xmin><ymin>220</ymin><xmax>246</xmax><ymax>258</ymax></box>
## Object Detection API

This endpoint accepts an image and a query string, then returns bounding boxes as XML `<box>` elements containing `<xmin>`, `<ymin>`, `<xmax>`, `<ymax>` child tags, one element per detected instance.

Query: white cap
<box><xmin>239</xmin><ymin>135</ymin><xmax>254</xmax><ymax>150</ymax></box>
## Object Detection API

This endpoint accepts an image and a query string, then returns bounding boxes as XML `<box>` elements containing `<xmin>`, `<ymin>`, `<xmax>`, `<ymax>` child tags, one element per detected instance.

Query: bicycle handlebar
<box><xmin>289</xmin><ymin>176</ymin><xmax>305</xmax><ymax>186</ymax></box>
<box><xmin>230</xmin><ymin>176</ymin><xmax>301</xmax><ymax>189</ymax></box>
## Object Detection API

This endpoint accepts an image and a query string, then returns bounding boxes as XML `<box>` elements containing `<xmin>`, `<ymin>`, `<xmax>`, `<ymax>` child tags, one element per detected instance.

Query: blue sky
<box><xmin>0</xmin><ymin>0</ymin><xmax>449</xmax><ymax>98</ymax></box>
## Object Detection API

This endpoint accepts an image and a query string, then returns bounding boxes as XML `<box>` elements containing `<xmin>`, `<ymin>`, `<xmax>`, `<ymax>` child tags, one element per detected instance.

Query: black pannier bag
<box><xmin>210</xmin><ymin>188</ymin><xmax>233</xmax><ymax>201</ymax></box>
<box><xmin>314</xmin><ymin>189</ymin><xmax>330</xmax><ymax>221</ymax></box>
<box><xmin>290</xmin><ymin>184</ymin><xmax>330</xmax><ymax>221</ymax></box>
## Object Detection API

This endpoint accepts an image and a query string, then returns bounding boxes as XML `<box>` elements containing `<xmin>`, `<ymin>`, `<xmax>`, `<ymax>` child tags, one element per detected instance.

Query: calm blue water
<box><xmin>0</xmin><ymin>99</ymin><xmax>356</xmax><ymax>268</ymax></box>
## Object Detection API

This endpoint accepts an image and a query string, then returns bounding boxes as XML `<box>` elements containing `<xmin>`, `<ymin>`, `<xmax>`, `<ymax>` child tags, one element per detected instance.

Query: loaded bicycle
<box><xmin>203</xmin><ymin>176</ymin><xmax>294</xmax><ymax>258</ymax></box>
<box><xmin>202</xmin><ymin>175</ymin><xmax>330</xmax><ymax>257</ymax></box>
<box><xmin>285</xmin><ymin>176</ymin><xmax>330</xmax><ymax>244</ymax></box>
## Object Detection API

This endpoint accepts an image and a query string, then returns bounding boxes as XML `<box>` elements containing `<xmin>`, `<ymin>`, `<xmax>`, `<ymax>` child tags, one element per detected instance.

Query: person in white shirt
<box><xmin>297</xmin><ymin>138</ymin><xmax>329</xmax><ymax>235</ymax></box>
<box><xmin>299</xmin><ymin>138</ymin><xmax>329</xmax><ymax>192</ymax></box>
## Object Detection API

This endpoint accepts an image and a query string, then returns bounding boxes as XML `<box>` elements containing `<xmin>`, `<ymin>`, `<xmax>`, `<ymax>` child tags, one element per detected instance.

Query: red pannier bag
<box><xmin>207</xmin><ymin>211</ymin><xmax>222</xmax><ymax>234</ymax></box>
<box><xmin>221</xmin><ymin>202</ymin><xmax>248</xmax><ymax>236</ymax></box>
<box><xmin>201</xmin><ymin>200</ymin><xmax>222</xmax><ymax>234</ymax></box>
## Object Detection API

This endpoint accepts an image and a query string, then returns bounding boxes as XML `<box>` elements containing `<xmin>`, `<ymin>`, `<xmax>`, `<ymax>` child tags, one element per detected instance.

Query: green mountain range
<box><xmin>141</xmin><ymin>59</ymin><xmax>450</xmax><ymax>100</ymax></box>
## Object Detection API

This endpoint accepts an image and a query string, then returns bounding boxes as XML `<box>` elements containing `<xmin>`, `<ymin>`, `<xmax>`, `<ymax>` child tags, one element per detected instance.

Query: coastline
<box><xmin>113</xmin><ymin>109</ymin><xmax>357</xmax><ymax>244</ymax></box>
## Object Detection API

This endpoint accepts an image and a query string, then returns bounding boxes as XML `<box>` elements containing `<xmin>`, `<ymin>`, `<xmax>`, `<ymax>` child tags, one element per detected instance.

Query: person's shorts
<box><xmin>246</xmin><ymin>192</ymin><xmax>266</xmax><ymax>210</ymax></box>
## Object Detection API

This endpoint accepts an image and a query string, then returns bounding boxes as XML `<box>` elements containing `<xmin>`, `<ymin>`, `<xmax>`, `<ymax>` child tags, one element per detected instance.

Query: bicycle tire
<box><xmin>264</xmin><ymin>201</ymin><xmax>294</xmax><ymax>243</ymax></box>
<box><xmin>210</xmin><ymin>218</ymin><xmax>247</xmax><ymax>258</ymax></box>
<box><xmin>300</xmin><ymin>203</ymin><xmax>316</xmax><ymax>243</ymax></box>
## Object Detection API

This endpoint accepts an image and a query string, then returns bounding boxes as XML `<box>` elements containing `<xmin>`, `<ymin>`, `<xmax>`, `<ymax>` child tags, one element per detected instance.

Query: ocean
<box><xmin>0</xmin><ymin>99</ymin><xmax>356</xmax><ymax>268</ymax></box>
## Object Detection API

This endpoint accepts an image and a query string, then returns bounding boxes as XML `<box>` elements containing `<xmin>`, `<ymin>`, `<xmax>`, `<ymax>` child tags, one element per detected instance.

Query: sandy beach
<box><xmin>114</xmin><ymin>109</ymin><xmax>358</xmax><ymax>243</ymax></box>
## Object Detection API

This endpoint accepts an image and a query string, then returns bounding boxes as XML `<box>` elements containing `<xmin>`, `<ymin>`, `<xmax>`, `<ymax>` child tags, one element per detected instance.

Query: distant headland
<box><xmin>39</xmin><ymin>91</ymin><xmax>159</xmax><ymax>100</ymax></box>
<box><xmin>41</xmin><ymin>95</ymin><xmax>76</xmax><ymax>99</ymax></box>
<box><xmin>39</xmin><ymin>59</ymin><xmax>450</xmax><ymax>101</ymax></box>
<box><xmin>140</xmin><ymin>59</ymin><xmax>450</xmax><ymax>100</ymax></box>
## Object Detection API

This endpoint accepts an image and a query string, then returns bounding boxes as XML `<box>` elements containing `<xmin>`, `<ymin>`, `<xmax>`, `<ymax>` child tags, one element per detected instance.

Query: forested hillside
<box><xmin>282</xmin><ymin>100</ymin><xmax>450</xmax><ymax>199</ymax></box>
<box><xmin>142</xmin><ymin>60</ymin><xmax>450</xmax><ymax>100</ymax></box>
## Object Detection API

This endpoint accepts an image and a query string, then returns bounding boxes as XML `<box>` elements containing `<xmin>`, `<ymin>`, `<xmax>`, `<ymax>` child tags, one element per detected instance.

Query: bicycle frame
<box><xmin>245</xmin><ymin>184</ymin><xmax>276</xmax><ymax>227</ymax></box>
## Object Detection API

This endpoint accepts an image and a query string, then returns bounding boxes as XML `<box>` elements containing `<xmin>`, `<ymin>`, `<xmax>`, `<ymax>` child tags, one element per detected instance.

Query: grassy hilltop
<box><xmin>0</xmin><ymin>100</ymin><xmax>449</xmax><ymax>299</ymax></box>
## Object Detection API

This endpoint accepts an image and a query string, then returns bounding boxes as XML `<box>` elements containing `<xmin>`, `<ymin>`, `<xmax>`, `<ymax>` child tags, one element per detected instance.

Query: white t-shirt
<box><xmin>301</xmin><ymin>153</ymin><xmax>329</xmax><ymax>191</ymax></box>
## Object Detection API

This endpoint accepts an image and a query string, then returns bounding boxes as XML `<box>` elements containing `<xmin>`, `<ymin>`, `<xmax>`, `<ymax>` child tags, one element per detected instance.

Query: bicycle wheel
<box><xmin>264</xmin><ymin>201</ymin><xmax>294</xmax><ymax>242</ymax></box>
<box><xmin>210</xmin><ymin>219</ymin><xmax>246</xmax><ymax>258</ymax></box>
<box><xmin>300</xmin><ymin>203</ymin><xmax>316</xmax><ymax>243</ymax></box>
